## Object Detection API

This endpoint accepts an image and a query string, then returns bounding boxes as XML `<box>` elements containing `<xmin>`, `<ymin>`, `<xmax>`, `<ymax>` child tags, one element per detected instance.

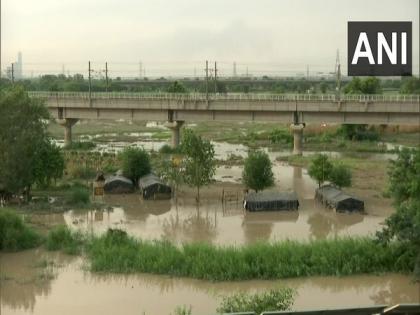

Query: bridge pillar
<box><xmin>57</xmin><ymin>119</ymin><xmax>79</xmax><ymax>147</ymax></box>
<box><xmin>290</xmin><ymin>124</ymin><xmax>305</xmax><ymax>155</ymax></box>
<box><xmin>165</xmin><ymin>121</ymin><xmax>184</xmax><ymax>148</ymax></box>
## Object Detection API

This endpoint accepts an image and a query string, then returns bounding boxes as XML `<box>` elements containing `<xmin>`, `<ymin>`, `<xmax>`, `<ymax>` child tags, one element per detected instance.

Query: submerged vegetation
<box><xmin>46</xmin><ymin>225</ymin><xmax>84</xmax><ymax>255</ymax></box>
<box><xmin>12</xmin><ymin>227</ymin><xmax>405</xmax><ymax>281</ymax></box>
<box><xmin>85</xmin><ymin>230</ymin><xmax>414</xmax><ymax>280</ymax></box>
<box><xmin>217</xmin><ymin>288</ymin><xmax>295</xmax><ymax>314</ymax></box>
<box><xmin>0</xmin><ymin>210</ymin><xmax>42</xmax><ymax>251</ymax></box>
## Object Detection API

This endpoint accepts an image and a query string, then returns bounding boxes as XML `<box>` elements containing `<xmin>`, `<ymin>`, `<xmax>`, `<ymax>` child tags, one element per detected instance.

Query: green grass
<box><xmin>217</xmin><ymin>288</ymin><xmax>295</xmax><ymax>314</ymax></box>
<box><xmin>46</xmin><ymin>225</ymin><xmax>84</xmax><ymax>255</ymax></box>
<box><xmin>0</xmin><ymin>210</ymin><xmax>42</xmax><ymax>251</ymax></box>
<box><xmin>85</xmin><ymin>229</ymin><xmax>415</xmax><ymax>281</ymax></box>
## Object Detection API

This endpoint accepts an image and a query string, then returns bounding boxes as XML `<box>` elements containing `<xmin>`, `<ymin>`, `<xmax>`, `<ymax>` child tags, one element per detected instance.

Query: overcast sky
<box><xmin>2</xmin><ymin>0</ymin><xmax>419</xmax><ymax>77</ymax></box>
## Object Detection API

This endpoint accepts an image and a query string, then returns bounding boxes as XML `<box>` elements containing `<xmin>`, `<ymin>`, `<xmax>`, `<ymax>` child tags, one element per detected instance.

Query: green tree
<box><xmin>308</xmin><ymin>154</ymin><xmax>333</xmax><ymax>187</ymax></box>
<box><xmin>180</xmin><ymin>129</ymin><xmax>215</xmax><ymax>201</ymax></box>
<box><xmin>33</xmin><ymin>139</ymin><xmax>65</xmax><ymax>188</ymax></box>
<box><xmin>387</xmin><ymin>148</ymin><xmax>420</xmax><ymax>205</ymax></box>
<box><xmin>344</xmin><ymin>77</ymin><xmax>381</xmax><ymax>94</ymax></box>
<box><xmin>242</xmin><ymin>150</ymin><xmax>274</xmax><ymax>192</ymax></box>
<box><xmin>377</xmin><ymin>148</ymin><xmax>420</xmax><ymax>278</ymax></box>
<box><xmin>329</xmin><ymin>163</ymin><xmax>352</xmax><ymax>189</ymax></box>
<box><xmin>160</xmin><ymin>157</ymin><xmax>183</xmax><ymax>199</ymax></box>
<box><xmin>167</xmin><ymin>81</ymin><xmax>187</xmax><ymax>93</ymax></box>
<box><xmin>0</xmin><ymin>87</ymin><xmax>50</xmax><ymax>200</ymax></box>
<box><xmin>120</xmin><ymin>147</ymin><xmax>151</xmax><ymax>184</ymax></box>
<box><xmin>400</xmin><ymin>76</ymin><xmax>420</xmax><ymax>94</ymax></box>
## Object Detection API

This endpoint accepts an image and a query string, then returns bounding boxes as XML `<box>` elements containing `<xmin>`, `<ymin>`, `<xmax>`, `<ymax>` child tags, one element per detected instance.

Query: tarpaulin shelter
<box><xmin>138</xmin><ymin>174</ymin><xmax>172</xmax><ymax>200</ymax></box>
<box><xmin>244</xmin><ymin>191</ymin><xmax>299</xmax><ymax>212</ymax></box>
<box><xmin>104</xmin><ymin>175</ymin><xmax>134</xmax><ymax>194</ymax></box>
<box><xmin>315</xmin><ymin>185</ymin><xmax>364</xmax><ymax>212</ymax></box>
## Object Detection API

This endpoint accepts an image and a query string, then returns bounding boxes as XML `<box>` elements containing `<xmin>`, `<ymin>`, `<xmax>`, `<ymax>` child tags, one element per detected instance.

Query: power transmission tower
<box><xmin>88</xmin><ymin>61</ymin><xmax>93</xmax><ymax>105</ymax></box>
<box><xmin>205</xmin><ymin>60</ymin><xmax>209</xmax><ymax>100</ymax></box>
<box><xmin>139</xmin><ymin>61</ymin><xmax>143</xmax><ymax>79</ymax></box>
<box><xmin>214</xmin><ymin>62</ymin><xmax>218</xmax><ymax>93</ymax></box>
<box><xmin>233</xmin><ymin>62</ymin><xmax>237</xmax><ymax>78</ymax></box>
<box><xmin>105</xmin><ymin>62</ymin><xmax>109</xmax><ymax>92</ymax></box>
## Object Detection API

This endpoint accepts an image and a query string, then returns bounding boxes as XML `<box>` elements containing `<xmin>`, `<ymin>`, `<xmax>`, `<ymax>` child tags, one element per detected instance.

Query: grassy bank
<box><xmin>80</xmin><ymin>229</ymin><xmax>414</xmax><ymax>281</ymax></box>
<box><xmin>1</xmin><ymin>220</ymin><xmax>416</xmax><ymax>280</ymax></box>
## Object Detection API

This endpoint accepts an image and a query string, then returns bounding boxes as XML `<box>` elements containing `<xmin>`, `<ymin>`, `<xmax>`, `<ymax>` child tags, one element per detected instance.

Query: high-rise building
<box><xmin>16</xmin><ymin>52</ymin><xmax>23</xmax><ymax>79</ymax></box>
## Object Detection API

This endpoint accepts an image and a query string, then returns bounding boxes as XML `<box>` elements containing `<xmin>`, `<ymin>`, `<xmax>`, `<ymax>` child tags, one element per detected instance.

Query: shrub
<box><xmin>0</xmin><ymin>210</ymin><xmax>42</xmax><ymax>251</ymax></box>
<box><xmin>65</xmin><ymin>141</ymin><xmax>96</xmax><ymax>151</ymax></box>
<box><xmin>67</xmin><ymin>164</ymin><xmax>97</xmax><ymax>179</ymax></box>
<box><xmin>120</xmin><ymin>147</ymin><xmax>151</xmax><ymax>183</ymax></box>
<box><xmin>159</xmin><ymin>144</ymin><xmax>178</xmax><ymax>154</ymax></box>
<box><xmin>66</xmin><ymin>186</ymin><xmax>90</xmax><ymax>206</ymax></box>
<box><xmin>269</xmin><ymin>129</ymin><xmax>292</xmax><ymax>145</ymax></box>
<box><xmin>217</xmin><ymin>288</ymin><xmax>295</xmax><ymax>314</ymax></box>
<box><xmin>330</xmin><ymin>163</ymin><xmax>352</xmax><ymax>188</ymax></box>
<box><xmin>46</xmin><ymin>225</ymin><xmax>84</xmax><ymax>255</ymax></box>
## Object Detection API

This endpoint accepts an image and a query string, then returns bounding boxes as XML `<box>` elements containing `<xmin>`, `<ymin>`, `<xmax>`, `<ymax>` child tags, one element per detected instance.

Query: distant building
<box><xmin>6</xmin><ymin>52</ymin><xmax>23</xmax><ymax>80</ymax></box>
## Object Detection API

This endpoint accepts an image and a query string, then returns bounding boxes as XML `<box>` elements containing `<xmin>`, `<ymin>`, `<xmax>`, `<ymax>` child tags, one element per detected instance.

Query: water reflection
<box><xmin>2</xmin><ymin>250</ymin><xmax>419</xmax><ymax>315</ymax></box>
<box><xmin>27</xmin><ymin>193</ymin><xmax>384</xmax><ymax>245</ymax></box>
<box><xmin>0</xmin><ymin>249</ymin><xmax>75</xmax><ymax>313</ymax></box>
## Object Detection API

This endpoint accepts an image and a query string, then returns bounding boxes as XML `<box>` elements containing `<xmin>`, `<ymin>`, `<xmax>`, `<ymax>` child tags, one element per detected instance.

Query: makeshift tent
<box><xmin>138</xmin><ymin>174</ymin><xmax>172</xmax><ymax>200</ymax></box>
<box><xmin>244</xmin><ymin>191</ymin><xmax>299</xmax><ymax>212</ymax></box>
<box><xmin>315</xmin><ymin>185</ymin><xmax>364</xmax><ymax>212</ymax></box>
<box><xmin>104</xmin><ymin>175</ymin><xmax>134</xmax><ymax>194</ymax></box>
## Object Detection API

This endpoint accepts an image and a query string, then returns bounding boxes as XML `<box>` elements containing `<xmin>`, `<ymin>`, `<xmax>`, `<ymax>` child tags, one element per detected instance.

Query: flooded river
<box><xmin>1</xmin><ymin>250</ymin><xmax>419</xmax><ymax>315</ymax></box>
<box><xmin>1</xmin><ymin>134</ymin><xmax>418</xmax><ymax>314</ymax></box>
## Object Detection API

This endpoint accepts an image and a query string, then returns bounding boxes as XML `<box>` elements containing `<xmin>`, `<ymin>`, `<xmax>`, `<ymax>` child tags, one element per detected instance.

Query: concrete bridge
<box><xmin>29</xmin><ymin>91</ymin><xmax>420</xmax><ymax>154</ymax></box>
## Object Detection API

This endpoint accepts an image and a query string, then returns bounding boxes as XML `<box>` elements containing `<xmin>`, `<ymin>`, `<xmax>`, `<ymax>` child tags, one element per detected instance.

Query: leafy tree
<box><xmin>180</xmin><ymin>129</ymin><xmax>215</xmax><ymax>201</ymax></box>
<box><xmin>377</xmin><ymin>148</ymin><xmax>420</xmax><ymax>278</ymax></box>
<box><xmin>33</xmin><ymin>139</ymin><xmax>65</xmax><ymax>188</ymax></box>
<box><xmin>120</xmin><ymin>147</ymin><xmax>151</xmax><ymax>184</ymax></box>
<box><xmin>400</xmin><ymin>76</ymin><xmax>420</xmax><ymax>94</ymax></box>
<box><xmin>329</xmin><ymin>163</ymin><xmax>352</xmax><ymax>188</ymax></box>
<box><xmin>387</xmin><ymin>148</ymin><xmax>420</xmax><ymax>205</ymax></box>
<box><xmin>308</xmin><ymin>154</ymin><xmax>333</xmax><ymax>187</ymax></box>
<box><xmin>242</xmin><ymin>150</ymin><xmax>274</xmax><ymax>192</ymax></box>
<box><xmin>160</xmin><ymin>157</ymin><xmax>183</xmax><ymax>198</ymax></box>
<box><xmin>167</xmin><ymin>81</ymin><xmax>187</xmax><ymax>93</ymax></box>
<box><xmin>337</xmin><ymin>124</ymin><xmax>379</xmax><ymax>141</ymax></box>
<box><xmin>344</xmin><ymin>77</ymin><xmax>381</xmax><ymax>94</ymax></box>
<box><xmin>0</xmin><ymin>87</ymin><xmax>50</xmax><ymax>200</ymax></box>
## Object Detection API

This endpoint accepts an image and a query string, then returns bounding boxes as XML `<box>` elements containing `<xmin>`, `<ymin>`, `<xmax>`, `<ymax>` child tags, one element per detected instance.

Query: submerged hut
<box><xmin>315</xmin><ymin>185</ymin><xmax>364</xmax><ymax>212</ymax></box>
<box><xmin>104</xmin><ymin>175</ymin><xmax>134</xmax><ymax>194</ymax></box>
<box><xmin>244</xmin><ymin>191</ymin><xmax>299</xmax><ymax>212</ymax></box>
<box><xmin>138</xmin><ymin>174</ymin><xmax>172</xmax><ymax>200</ymax></box>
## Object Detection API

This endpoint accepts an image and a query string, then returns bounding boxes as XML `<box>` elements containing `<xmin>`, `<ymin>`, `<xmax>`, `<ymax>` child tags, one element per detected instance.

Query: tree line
<box><xmin>3</xmin><ymin>75</ymin><xmax>420</xmax><ymax>94</ymax></box>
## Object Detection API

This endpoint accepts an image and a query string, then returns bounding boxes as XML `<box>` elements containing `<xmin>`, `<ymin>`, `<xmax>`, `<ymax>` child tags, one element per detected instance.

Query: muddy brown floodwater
<box><xmin>29</xmin><ymin>162</ymin><xmax>390</xmax><ymax>244</ymax></box>
<box><xmin>1</xmin><ymin>250</ymin><xmax>419</xmax><ymax>315</ymax></box>
<box><xmin>1</xmin><ymin>139</ymin><xmax>417</xmax><ymax>314</ymax></box>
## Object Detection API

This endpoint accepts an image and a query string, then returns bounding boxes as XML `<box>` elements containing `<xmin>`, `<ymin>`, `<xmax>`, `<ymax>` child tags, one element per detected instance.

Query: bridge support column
<box><xmin>57</xmin><ymin>119</ymin><xmax>79</xmax><ymax>147</ymax></box>
<box><xmin>290</xmin><ymin>124</ymin><xmax>305</xmax><ymax>155</ymax></box>
<box><xmin>165</xmin><ymin>121</ymin><xmax>184</xmax><ymax>148</ymax></box>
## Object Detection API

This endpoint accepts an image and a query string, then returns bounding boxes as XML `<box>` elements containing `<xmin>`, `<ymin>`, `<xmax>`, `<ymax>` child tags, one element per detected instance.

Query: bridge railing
<box><xmin>27</xmin><ymin>91</ymin><xmax>420</xmax><ymax>103</ymax></box>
